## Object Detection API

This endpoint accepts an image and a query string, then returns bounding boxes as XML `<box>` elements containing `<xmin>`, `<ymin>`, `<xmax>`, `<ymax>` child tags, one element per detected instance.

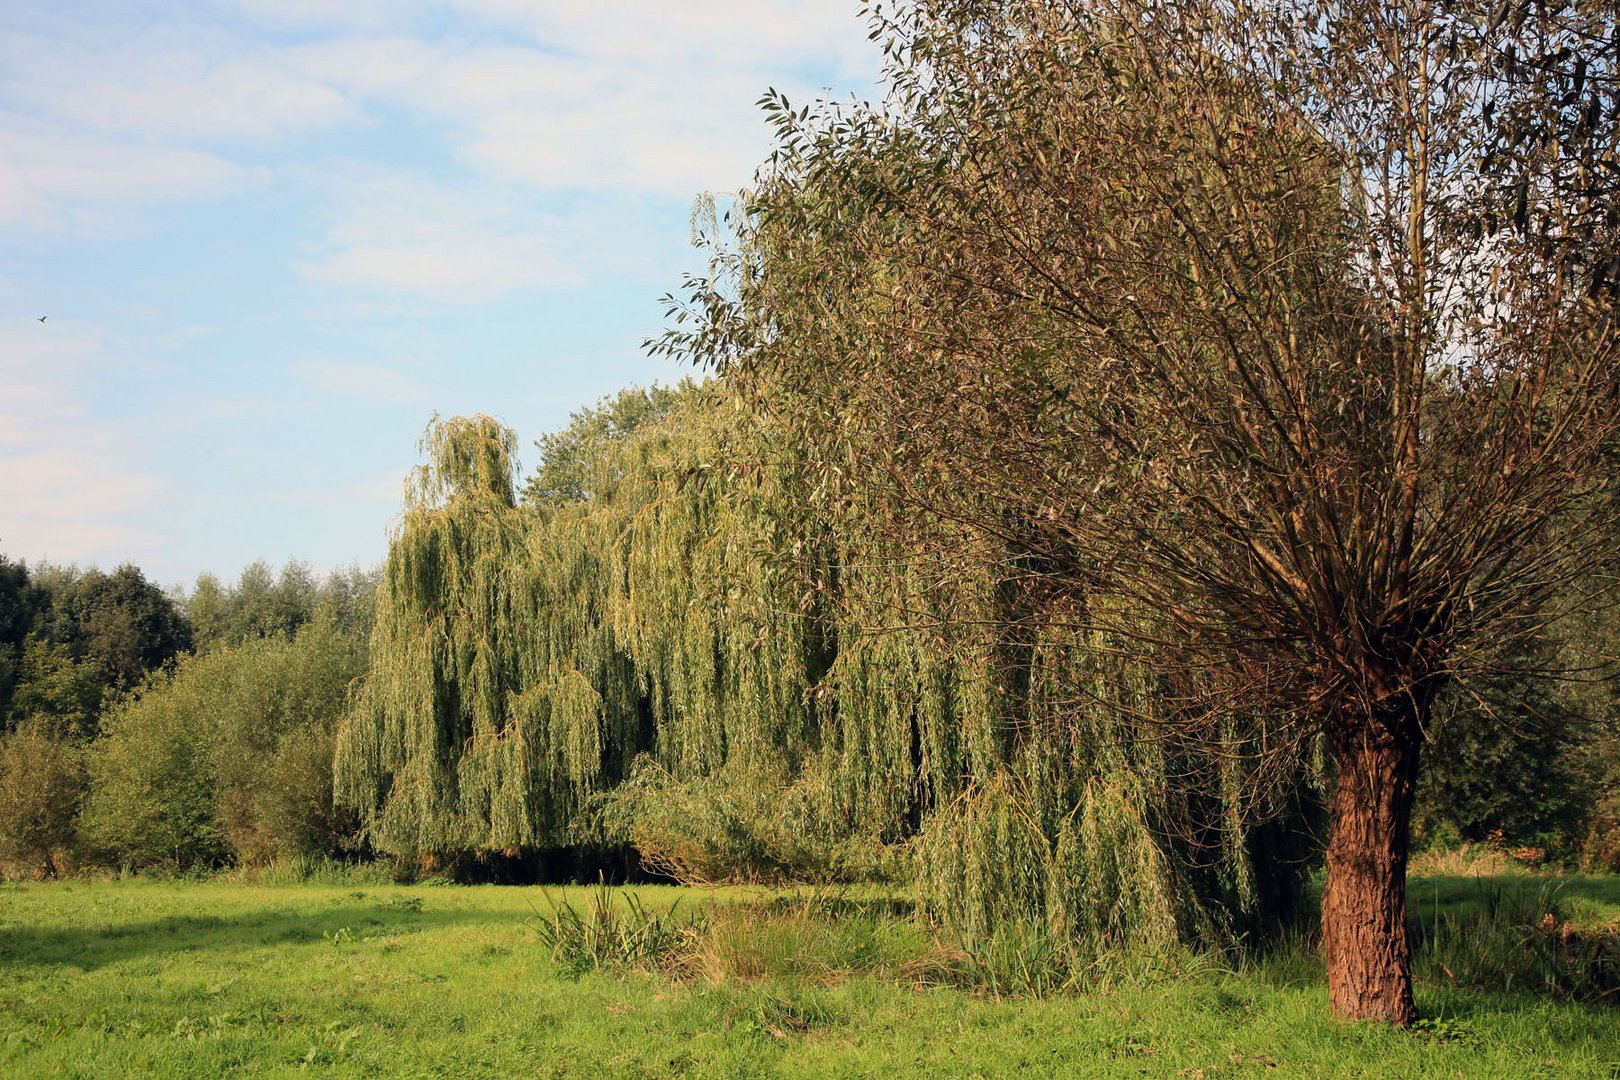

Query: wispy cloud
<box><xmin>2</xmin><ymin>3</ymin><xmax>879</xmax><ymax>237</ymax></box>
<box><xmin>0</xmin><ymin>321</ymin><xmax>172</xmax><ymax>565</ymax></box>
<box><xmin>0</xmin><ymin>320</ymin><xmax>99</xmax><ymax>444</ymax></box>
<box><xmin>266</xmin><ymin>467</ymin><xmax>411</xmax><ymax>507</ymax></box>
<box><xmin>0</xmin><ymin>28</ymin><xmax>355</xmax><ymax>141</ymax></box>
<box><xmin>287</xmin><ymin>6</ymin><xmax>877</xmax><ymax>198</ymax></box>
<box><xmin>295</xmin><ymin>171</ymin><xmax>583</xmax><ymax>303</ymax></box>
<box><xmin>294</xmin><ymin>358</ymin><xmax>432</xmax><ymax>407</ymax></box>
<box><xmin>0</xmin><ymin>114</ymin><xmax>247</xmax><ymax>230</ymax></box>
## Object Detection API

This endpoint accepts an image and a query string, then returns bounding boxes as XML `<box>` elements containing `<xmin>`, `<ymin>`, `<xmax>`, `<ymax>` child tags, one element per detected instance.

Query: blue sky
<box><xmin>0</xmin><ymin>1</ymin><xmax>882</xmax><ymax>588</ymax></box>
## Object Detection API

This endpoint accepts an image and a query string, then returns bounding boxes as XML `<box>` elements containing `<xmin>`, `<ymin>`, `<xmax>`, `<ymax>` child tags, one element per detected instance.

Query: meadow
<box><xmin>1</xmin><ymin>872</ymin><xmax>1617</xmax><ymax>1078</ymax></box>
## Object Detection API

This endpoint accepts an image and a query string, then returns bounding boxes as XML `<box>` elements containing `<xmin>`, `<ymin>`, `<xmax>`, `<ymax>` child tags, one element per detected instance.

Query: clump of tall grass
<box><xmin>902</xmin><ymin>922</ymin><xmax>1232</xmax><ymax>998</ymax></box>
<box><xmin>674</xmin><ymin>893</ymin><xmax>928</xmax><ymax>986</ymax></box>
<box><xmin>528</xmin><ymin>884</ymin><xmax>932</xmax><ymax>985</ymax></box>
<box><xmin>1409</xmin><ymin>835</ymin><xmax>1553</xmax><ymax>878</ymax></box>
<box><xmin>528</xmin><ymin>883</ymin><xmax>691</xmax><ymax>978</ymax></box>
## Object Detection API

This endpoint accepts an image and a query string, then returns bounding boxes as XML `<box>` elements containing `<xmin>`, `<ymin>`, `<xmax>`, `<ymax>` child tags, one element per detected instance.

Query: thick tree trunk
<box><xmin>1321</xmin><ymin>717</ymin><xmax>1422</xmax><ymax>1025</ymax></box>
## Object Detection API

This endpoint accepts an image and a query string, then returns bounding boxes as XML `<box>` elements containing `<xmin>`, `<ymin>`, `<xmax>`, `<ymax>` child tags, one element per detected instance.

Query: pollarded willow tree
<box><xmin>661</xmin><ymin>0</ymin><xmax>1620</xmax><ymax>1024</ymax></box>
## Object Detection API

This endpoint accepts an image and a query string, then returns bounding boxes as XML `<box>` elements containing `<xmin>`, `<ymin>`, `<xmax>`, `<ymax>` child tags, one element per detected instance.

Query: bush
<box><xmin>0</xmin><ymin>722</ymin><xmax>85</xmax><ymax>877</ymax></box>
<box><xmin>1415</xmin><ymin>689</ymin><xmax>1591</xmax><ymax>858</ymax></box>
<box><xmin>81</xmin><ymin>619</ymin><xmax>366</xmax><ymax>869</ymax></box>
<box><xmin>80</xmin><ymin>671</ymin><xmax>228</xmax><ymax>869</ymax></box>
<box><xmin>212</xmin><ymin>621</ymin><xmax>365</xmax><ymax>862</ymax></box>
<box><xmin>236</xmin><ymin>726</ymin><xmax>358</xmax><ymax>863</ymax></box>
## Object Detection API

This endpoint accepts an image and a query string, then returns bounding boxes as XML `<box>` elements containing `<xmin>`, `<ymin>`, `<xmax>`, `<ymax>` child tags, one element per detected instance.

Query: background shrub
<box><xmin>0</xmin><ymin>721</ymin><xmax>86</xmax><ymax>877</ymax></box>
<box><xmin>81</xmin><ymin>618</ymin><xmax>365</xmax><ymax>869</ymax></box>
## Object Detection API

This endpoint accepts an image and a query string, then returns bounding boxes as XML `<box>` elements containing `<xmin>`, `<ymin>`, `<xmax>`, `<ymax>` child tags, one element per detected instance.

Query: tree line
<box><xmin>0</xmin><ymin>557</ymin><xmax>376</xmax><ymax>875</ymax></box>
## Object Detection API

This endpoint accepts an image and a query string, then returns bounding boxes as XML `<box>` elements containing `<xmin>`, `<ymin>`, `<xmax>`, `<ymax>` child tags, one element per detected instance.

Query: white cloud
<box><xmin>0</xmin><ymin>113</ymin><xmax>247</xmax><ymax>228</ymax></box>
<box><xmin>295</xmin><ymin>171</ymin><xmax>581</xmax><ymax>302</ymax></box>
<box><xmin>0</xmin><ymin>30</ymin><xmax>356</xmax><ymax>141</ymax></box>
<box><xmin>294</xmin><ymin>358</ymin><xmax>432</xmax><ymax>407</ymax></box>
<box><xmin>457</xmin><ymin>0</ymin><xmax>875</xmax><ymax>70</ymax></box>
<box><xmin>1</xmin><ymin>3</ymin><xmax>884</xmax><ymax>234</ymax></box>
<box><xmin>285</xmin><ymin>2</ymin><xmax>881</xmax><ymax>197</ymax></box>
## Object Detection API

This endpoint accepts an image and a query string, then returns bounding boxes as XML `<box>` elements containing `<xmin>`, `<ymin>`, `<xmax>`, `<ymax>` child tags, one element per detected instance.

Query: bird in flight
<box><xmin>37</xmin><ymin>316</ymin><xmax>46</xmax><ymax>322</ymax></box>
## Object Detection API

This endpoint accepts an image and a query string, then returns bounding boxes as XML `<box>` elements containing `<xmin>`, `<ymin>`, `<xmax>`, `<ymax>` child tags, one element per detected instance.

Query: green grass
<box><xmin>0</xmin><ymin>875</ymin><xmax>1617</xmax><ymax>1078</ymax></box>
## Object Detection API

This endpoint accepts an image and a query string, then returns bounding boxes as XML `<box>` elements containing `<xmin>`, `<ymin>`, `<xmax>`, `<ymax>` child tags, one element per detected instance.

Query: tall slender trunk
<box><xmin>1321</xmin><ymin>713</ymin><xmax>1422</xmax><ymax>1025</ymax></box>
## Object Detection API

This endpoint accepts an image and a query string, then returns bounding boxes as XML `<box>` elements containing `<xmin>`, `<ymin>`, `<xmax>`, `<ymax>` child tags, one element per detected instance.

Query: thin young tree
<box><xmin>662</xmin><ymin>0</ymin><xmax>1620</xmax><ymax>1023</ymax></box>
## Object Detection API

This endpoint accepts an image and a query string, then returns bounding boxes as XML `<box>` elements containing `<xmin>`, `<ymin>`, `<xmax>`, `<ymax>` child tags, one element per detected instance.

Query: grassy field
<box><xmin>1</xmin><ymin>873</ymin><xmax>1617</xmax><ymax>1078</ymax></box>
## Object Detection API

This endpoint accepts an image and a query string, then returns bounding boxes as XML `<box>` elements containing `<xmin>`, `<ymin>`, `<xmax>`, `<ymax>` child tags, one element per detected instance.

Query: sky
<box><xmin>0</xmin><ymin>1</ymin><xmax>884</xmax><ymax>589</ymax></box>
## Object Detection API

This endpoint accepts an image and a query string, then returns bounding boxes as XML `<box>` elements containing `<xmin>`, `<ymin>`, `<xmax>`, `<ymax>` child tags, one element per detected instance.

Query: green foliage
<box><xmin>82</xmin><ymin>619</ymin><xmax>366</xmax><ymax>869</ymax></box>
<box><xmin>523</xmin><ymin>384</ymin><xmax>680</xmax><ymax>506</ymax></box>
<box><xmin>80</xmin><ymin>665</ymin><xmax>230</xmax><ymax>869</ymax></box>
<box><xmin>211</xmin><ymin>620</ymin><xmax>366</xmax><ymax>862</ymax></box>
<box><xmin>1415</xmin><ymin>602</ymin><xmax>1620</xmax><ymax>864</ymax></box>
<box><xmin>2</xmin><ymin>556</ymin><xmax>182</xmax><ymax>736</ymax></box>
<box><xmin>0</xmin><ymin>722</ymin><xmax>85</xmax><ymax>877</ymax></box>
<box><xmin>339</xmin><ymin>395</ymin><xmax>814</xmax><ymax>853</ymax></box>
<box><xmin>0</xmin><ymin>555</ymin><xmax>47</xmax><ymax>724</ymax></box>
<box><xmin>337</xmin><ymin>414</ymin><xmax>545</xmax><ymax>853</ymax></box>
<box><xmin>184</xmin><ymin>560</ymin><xmax>378</xmax><ymax>654</ymax></box>
<box><xmin>603</xmin><ymin>759</ymin><xmax>897</xmax><ymax>885</ymax></box>
<box><xmin>7</xmin><ymin>637</ymin><xmax>102</xmax><ymax>739</ymax></box>
<box><xmin>1417</xmin><ymin>691</ymin><xmax>1591</xmax><ymax>856</ymax></box>
<box><xmin>915</xmin><ymin>772</ymin><xmax>1200</xmax><ymax>969</ymax></box>
<box><xmin>38</xmin><ymin>563</ymin><xmax>191</xmax><ymax>691</ymax></box>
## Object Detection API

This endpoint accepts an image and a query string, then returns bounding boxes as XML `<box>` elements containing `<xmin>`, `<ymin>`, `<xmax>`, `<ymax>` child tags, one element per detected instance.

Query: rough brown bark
<box><xmin>1321</xmin><ymin>714</ymin><xmax>1422</xmax><ymax>1025</ymax></box>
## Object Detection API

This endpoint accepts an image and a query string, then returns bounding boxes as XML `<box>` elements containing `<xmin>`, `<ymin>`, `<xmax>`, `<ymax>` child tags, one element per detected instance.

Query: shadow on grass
<box><xmin>0</xmin><ymin>901</ymin><xmax>499</xmax><ymax>972</ymax></box>
<box><xmin>1409</xmin><ymin>874</ymin><xmax>1620</xmax><ymax>917</ymax></box>
<box><xmin>1413</xmin><ymin>985</ymin><xmax>1616</xmax><ymax>1024</ymax></box>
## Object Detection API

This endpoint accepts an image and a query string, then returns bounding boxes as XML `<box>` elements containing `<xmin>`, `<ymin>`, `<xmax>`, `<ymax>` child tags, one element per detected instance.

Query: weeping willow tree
<box><xmin>336</xmin><ymin>417</ymin><xmax>540</xmax><ymax>852</ymax></box>
<box><xmin>338</xmin><ymin>382</ymin><xmax>1313</xmax><ymax>953</ymax></box>
<box><xmin>337</xmin><ymin>393</ymin><xmax>823</xmax><ymax>856</ymax></box>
